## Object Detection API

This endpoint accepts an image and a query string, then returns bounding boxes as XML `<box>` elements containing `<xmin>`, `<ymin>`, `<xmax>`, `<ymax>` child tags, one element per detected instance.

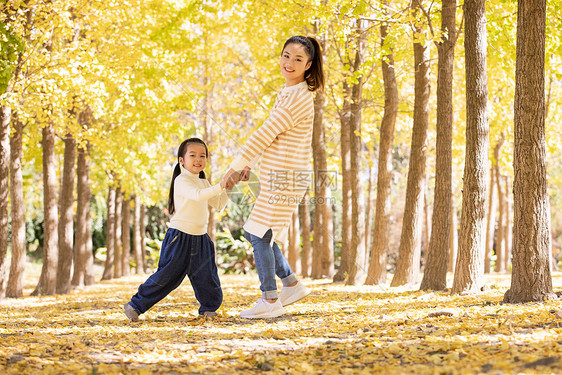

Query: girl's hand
<box><xmin>240</xmin><ymin>166</ymin><xmax>251</xmax><ymax>181</ymax></box>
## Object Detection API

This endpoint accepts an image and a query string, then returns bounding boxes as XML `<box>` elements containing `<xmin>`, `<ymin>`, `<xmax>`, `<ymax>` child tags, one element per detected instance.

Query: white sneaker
<box><xmin>240</xmin><ymin>298</ymin><xmax>286</xmax><ymax>319</ymax></box>
<box><xmin>279</xmin><ymin>281</ymin><xmax>311</xmax><ymax>306</ymax></box>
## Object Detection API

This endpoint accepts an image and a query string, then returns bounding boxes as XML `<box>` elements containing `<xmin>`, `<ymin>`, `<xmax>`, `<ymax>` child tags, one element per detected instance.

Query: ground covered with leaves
<box><xmin>1</xmin><ymin>269</ymin><xmax>561</xmax><ymax>374</ymax></box>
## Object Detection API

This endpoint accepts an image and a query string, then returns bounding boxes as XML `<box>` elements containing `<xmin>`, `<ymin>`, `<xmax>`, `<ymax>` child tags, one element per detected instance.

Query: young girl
<box><xmin>222</xmin><ymin>36</ymin><xmax>325</xmax><ymax>319</ymax></box>
<box><xmin>124</xmin><ymin>138</ymin><xmax>228</xmax><ymax>321</ymax></box>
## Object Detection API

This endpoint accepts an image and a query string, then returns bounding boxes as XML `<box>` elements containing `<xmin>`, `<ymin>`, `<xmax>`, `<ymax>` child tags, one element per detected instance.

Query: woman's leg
<box><xmin>128</xmin><ymin>229</ymin><xmax>190</xmax><ymax>314</ymax></box>
<box><xmin>187</xmin><ymin>234</ymin><xmax>223</xmax><ymax>315</ymax></box>
<box><xmin>244</xmin><ymin>229</ymin><xmax>282</xmax><ymax>300</ymax></box>
<box><xmin>272</xmin><ymin>241</ymin><xmax>298</xmax><ymax>287</ymax></box>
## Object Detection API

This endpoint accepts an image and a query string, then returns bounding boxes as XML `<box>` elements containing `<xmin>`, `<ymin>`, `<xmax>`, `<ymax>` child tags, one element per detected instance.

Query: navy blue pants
<box><xmin>129</xmin><ymin>228</ymin><xmax>223</xmax><ymax>315</ymax></box>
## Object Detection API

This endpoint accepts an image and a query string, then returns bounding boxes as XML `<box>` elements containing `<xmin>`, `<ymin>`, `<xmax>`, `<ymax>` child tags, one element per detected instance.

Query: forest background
<box><xmin>0</xmin><ymin>0</ymin><xmax>561</xmax><ymax>298</ymax></box>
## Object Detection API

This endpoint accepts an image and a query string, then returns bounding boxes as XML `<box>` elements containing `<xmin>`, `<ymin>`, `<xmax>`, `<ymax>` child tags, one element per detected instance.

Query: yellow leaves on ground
<box><xmin>1</xmin><ymin>273</ymin><xmax>561</xmax><ymax>374</ymax></box>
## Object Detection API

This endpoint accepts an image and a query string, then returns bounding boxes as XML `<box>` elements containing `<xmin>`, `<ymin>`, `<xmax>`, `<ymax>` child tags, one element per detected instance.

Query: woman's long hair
<box><xmin>282</xmin><ymin>35</ymin><xmax>325</xmax><ymax>92</ymax></box>
<box><xmin>167</xmin><ymin>138</ymin><xmax>208</xmax><ymax>215</ymax></box>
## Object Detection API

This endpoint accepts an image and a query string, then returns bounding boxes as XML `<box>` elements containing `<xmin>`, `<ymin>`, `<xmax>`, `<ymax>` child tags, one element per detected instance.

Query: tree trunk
<box><xmin>299</xmin><ymin>189</ymin><xmax>312</xmax><ymax>277</ymax></box>
<box><xmin>503</xmin><ymin>175</ymin><xmax>512</xmax><ymax>272</ymax></box>
<box><xmin>366</xmin><ymin>17</ymin><xmax>398</xmax><ymax>285</ymax></box>
<box><xmin>141</xmin><ymin>204</ymin><xmax>147</xmax><ymax>272</ymax></box>
<box><xmin>56</xmin><ymin>133</ymin><xmax>75</xmax><ymax>294</ymax></box>
<box><xmin>113</xmin><ymin>186</ymin><xmax>122</xmax><ymax>278</ymax></box>
<box><xmin>33</xmin><ymin>125</ymin><xmax>59</xmax><ymax>296</ymax></box>
<box><xmin>449</xmin><ymin>195</ymin><xmax>458</xmax><ymax>273</ymax></box>
<box><xmin>364</xmin><ymin>160</ymin><xmax>374</xmax><ymax>261</ymax></box>
<box><xmin>420</xmin><ymin>0</ymin><xmax>456</xmax><ymax>290</ymax></box>
<box><xmin>391</xmin><ymin>6</ymin><xmax>430</xmax><ymax>287</ymax></box>
<box><xmin>72</xmin><ymin>145</ymin><xmax>91</xmax><ymax>288</ymax></box>
<box><xmin>311</xmin><ymin>28</ymin><xmax>334</xmax><ymax>279</ymax></box>
<box><xmin>288</xmin><ymin>210</ymin><xmax>300</xmax><ymax>274</ymax></box>
<box><xmin>122</xmin><ymin>197</ymin><xmax>131</xmax><ymax>277</ymax></box>
<box><xmin>451</xmin><ymin>0</ymin><xmax>489</xmax><ymax>294</ymax></box>
<box><xmin>484</xmin><ymin>165</ymin><xmax>497</xmax><ymax>274</ymax></box>
<box><xmin>504</xmin><ymin>0</ymin><xmax>554</xmax><ymax>303</ymax></box>
<box><xmin>0</xmin><ymin>105</ymin><xmax>10</xmax><ymax>298</ymax></box>
<box><xmin>133</xmin><ymin>195</ymin><xmax>143</xmax><ymax>274</ymax></box>
<box><xmin>101</xmin><ymin>185</ymin><xmax>116</xmax><ymax>280</ymax></box>
<box><xmin>334</xmin><ymin>82</ymin><xmax>352</xmax><ymax>282</ymax></box>
<box><xmin>494</xmin><ymin>134</ymin><xmax>506</xmax><ymax>273</ymax></box>
<box><xmin>421</xmin><ymin>181</ymin><xmax>430</xmax><ymax>268</ymax></box>
<box><xmin>347</xmin><ymin>18</ymin><xmax>367</xmax><ymax>286</ymax></box>
<box><xmin>7</xmin><ymin>114</ymin><xmax>25</xmax><ymax>298</ymax></box>
<box><xmin>84</xmin><ymin>192</ymin><xmax>95</xmax><ymax>286</ymax></box>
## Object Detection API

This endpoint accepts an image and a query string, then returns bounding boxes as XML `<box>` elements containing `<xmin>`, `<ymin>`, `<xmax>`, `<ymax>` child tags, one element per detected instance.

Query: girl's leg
<box><xmin>244</xmin><ymin>229</ymin><xmax>280</xmax><ymax>300</ymax></box>
<box><xmin>129</xmin><ymin>229</ymin><xmax>190</xmax><ymax>314</ymax></box>
<box><xmin>187</xmin><ymin>234</ymin><xmax>223</xmax><ymax>315</ymax></box>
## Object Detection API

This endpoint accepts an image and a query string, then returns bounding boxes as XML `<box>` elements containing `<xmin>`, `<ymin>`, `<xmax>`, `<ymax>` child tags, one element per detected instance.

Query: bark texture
<box><xmin>299</xmin><ymin>190</ymin><xmax>312</xmax><ymax>277</ymax></box>
<box><xmin>114</xmin><ymin>186</ymin><xmax>123</xmax><ymax>278</ymax></box>
<box><xmin>347</xmin><ymin>18</ymin><xmax>366</xmax><ymax>286</ymax></box>
<box><xmin>452</xmin><ymin>0</ymin><xmax>489</xmax><ymax>294</ymax></box>
<box><xmin>0</xmin><ymin>106</ymin><xmax>10</xmax><ymax>298</ymax></box>
<box><xmin>366</xmin><ymin>17</ymin><xmax>398</xmax><ymax>285</ymax></box>
<box><xmin>56</xmin><ymin>133</ymin><xmax>76</xmax><ymax>294</ymax></box>
<box><xmin>391</xmin><ymin>6</ymin><xmax>430</xmax><ymax>287</ymax></box>
<box><xmin>504</xmin><ymin>0</ymin><xmax>554</xmax><ymax>302</ymax></box>
<box><xmin>7</xmin><ymin>115</ymin><xmax>25</xmax><ymax>297</ymax></box>
<box><xmin>102</xmin><ymin>186</ymin><xmax>116</xmax><ymax>280</ymax></box>
<box><xmin>420</xmin><ymin>0</ymin><xmax>457</xmax><ymax>291</ymax></box>
<box><xmin>33</xmin><ymin>125</ymin><xmax>59</xmax><ymax>296</ymax></box>
<box><xmin>122</xmin><ymin>198</ymin><xmax>131</xmax><ymax>277</ymax></box>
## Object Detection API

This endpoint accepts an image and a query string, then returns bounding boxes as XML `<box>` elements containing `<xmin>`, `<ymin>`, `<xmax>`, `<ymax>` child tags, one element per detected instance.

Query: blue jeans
<box><xmin>129</xmin><ymin>228</ymin><xmax>222</xmax><ymax>315</ymax></box>
<box><xmin>244</xmin><ymin>229</ymin><xmax>297</xmax><ymax>299</ymax></box>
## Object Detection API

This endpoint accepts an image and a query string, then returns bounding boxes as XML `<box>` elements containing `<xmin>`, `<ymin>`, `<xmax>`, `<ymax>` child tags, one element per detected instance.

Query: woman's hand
<box><xmin>221</xmin><ymin>168</ymin><xmax>241</xmax><ymax>190</ymax></box>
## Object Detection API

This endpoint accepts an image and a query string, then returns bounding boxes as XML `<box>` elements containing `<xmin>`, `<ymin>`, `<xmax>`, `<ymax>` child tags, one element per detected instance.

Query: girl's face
<box><xmin>179</xmin><ymin>143</ymin><xmax>207</xmax><ymax>175</ymax></box>
<box><xmin>280</xmin><ymin>43</ymin><xmax>312</xmax><ymax>86</ymax></box>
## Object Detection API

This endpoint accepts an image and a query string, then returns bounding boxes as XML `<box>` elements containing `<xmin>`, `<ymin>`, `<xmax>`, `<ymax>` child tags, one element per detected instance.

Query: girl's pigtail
<box><xmin>306</xmin><ymin>36</ymin><xmax>325</xmax><ymax>92</ymax></box>
<box><xmin>199</xmin><ymin>171</ymin><xmax>206</xmax><ymax>179</ymax></box>
<box><xmin>167</xmin><ymin>163</ymin><xmax>182</xmax><ymax>215</ymax></box>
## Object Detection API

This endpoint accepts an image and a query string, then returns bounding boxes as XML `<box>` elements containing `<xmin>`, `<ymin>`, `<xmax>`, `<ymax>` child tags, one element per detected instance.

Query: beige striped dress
<box><xmin>230</xmin><ymin>81</ymin><xmax>314</xmax><ymax>244</ymax></box>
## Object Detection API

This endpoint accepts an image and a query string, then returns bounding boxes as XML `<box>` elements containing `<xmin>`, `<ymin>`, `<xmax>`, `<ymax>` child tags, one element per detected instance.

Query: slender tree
<box><xmin>288</xmin><ymin>211</ymin><xmax>300</xmax><ymax>274</ymax></box>
<box><xmin>366</xmin><ymin>13</ymin><xmax>398</xmax><ymax>285</ymax></box>
<box><xmin>133</xmin><ymin>195</ymin><xmax>143</xmax><ymax>274</ymax></box>
<box><xmin>420</xmin><ymin>0</ymin><xmax>458</xmax><ymax>290</ymax></box>
<box><xmin>347</xmin><ymin>18</ymin><xmax>367</xmax><ymax>286</ymax></box>
<box><xmin>122</xmin><ymin>197</ymin><xmax>131</xmax><ymax>277</ymax></box>
<box><xmin>102</xmin><ymin>185</ymin><xmax>116</xmax><ymax>280</ymax></box>
<box><xmin>452</xmin><ymin>0</ymin><xmax>490</xmax><ymax>294</ymax></box>
<box><xmin>114</xmin><ymin>186</ymin><xmax>123</xmax><ymax>278</ymax></box>
<box><xmin>299</xmin><ymin>189</ymin><xmax>312</xmax><ymax>277</ymax></box>
<box><xmin>6</xmin><ymin>114</ymin><xmax>25</xmax><ymax>297</ymax></box>
<box><xmin>504</xmin><ymin>0</ymin><xmax>554</xmax><ymax>302</ymax></box>
<box><xmin>334</xmin><ymin>81</ymin><xmax>352</xmax><ymax>282</ymax></box>
<box><xmin>33</xmin><ymin>124</ymin><xmax>59</xmax><ymax>296</ymax></box>
<box><xmin>56</xmin><ymin>132</ymin><xmax>76</xmax><ymax>294</ymax></box>
<box><xmin>0</xmin><ymin>104</ymin><xmax>9</xmax><ymax>298</ymax></box>
<box><xmin>391</xmin><ymin>1</ymin><xmax>431</xmax><ymax>287</ymax></box>
<box><xmin>503</xmin><ymin>175</ymin><xmax>512</xmax><ymax>272</ymax></box>
<box><xmin>494</xmin><ymin>134</ymin><xmax>506</xmax><ymax>272</ymax></box>
<box><xmin>72</xmin><ymin>145</ymin><xmax>88</xmax><ymax>288</ymax></box>
<box><xmin>311</xmin><ymin>26</ymin><xmax>334</xmax><ymax>279</ymax></box>
<box><xmin>484</xmin><ymin>165</ymin><xmax>497</xmax><ymax>273</ymax></box>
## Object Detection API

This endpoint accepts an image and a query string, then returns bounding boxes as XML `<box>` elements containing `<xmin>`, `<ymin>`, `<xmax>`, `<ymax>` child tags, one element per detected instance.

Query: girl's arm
<box><xmin>208</xmin><ymin>189</ymin><xmax>229</xmax><ymax>211</ymax></box>
<box><xmin>175</xmin><ymin>177</ymin><xmax>225</xmax><ymax>202</ymax></box>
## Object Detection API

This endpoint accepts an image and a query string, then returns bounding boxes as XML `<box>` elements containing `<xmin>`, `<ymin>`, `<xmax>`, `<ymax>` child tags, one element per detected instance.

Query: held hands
<box><xmin>220</xmin><ymin>167</ymin><xmax>251</xmax><ymax>190</ymax></box>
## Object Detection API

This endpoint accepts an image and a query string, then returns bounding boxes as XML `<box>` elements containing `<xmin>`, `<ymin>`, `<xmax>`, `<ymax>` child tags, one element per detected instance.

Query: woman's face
<box><xmin>179</xmin><ymin>143</ymin><xmax>207</xmax><ymax>175</ymax></box>
<box><xmin>279</xmin><ymin>43</ymin><xmax>312</xmax><ymax>86</ymax></box>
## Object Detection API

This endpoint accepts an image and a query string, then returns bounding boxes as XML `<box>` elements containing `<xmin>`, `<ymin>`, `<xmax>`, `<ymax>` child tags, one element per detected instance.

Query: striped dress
<box><xmin>230</xmin><ymin>81</ymin><xmax>314</xmax><ymax>243</ymax></box>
